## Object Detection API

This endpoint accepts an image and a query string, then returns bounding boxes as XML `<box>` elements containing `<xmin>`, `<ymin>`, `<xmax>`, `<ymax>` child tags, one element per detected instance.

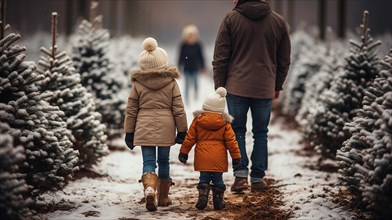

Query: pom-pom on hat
<box><xmin>202</xmin><ymin>87</ymin><xmax>228</xmax><ymax>113</ymax></box>
<box><xmin>139</xmin><ymin>37</ymin><xmax>168</xmax><ymax>70</ymax></box>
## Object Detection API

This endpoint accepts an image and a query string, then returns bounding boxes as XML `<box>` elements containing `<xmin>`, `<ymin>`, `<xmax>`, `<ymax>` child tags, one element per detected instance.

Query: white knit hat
<box><xmin>139</xmin><ymin>37</ymin><xmax>168</xmax><ymax>70</ymax></box>
<box><xmin>202</xmin><ymin>87</ymin><xmax>227</xmax><ymax>113</ymax></box>
<box><xmin>182</xmin><ymin>24</ymin><xmax>199</xmax><ymax>41</ymax></box>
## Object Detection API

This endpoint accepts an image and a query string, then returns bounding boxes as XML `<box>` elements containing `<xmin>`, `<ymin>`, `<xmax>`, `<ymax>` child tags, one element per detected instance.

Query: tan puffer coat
<box><xmin>124</xmin><ymin>66</ymin><xmax>188</xmax><ymax>147</ymax></box>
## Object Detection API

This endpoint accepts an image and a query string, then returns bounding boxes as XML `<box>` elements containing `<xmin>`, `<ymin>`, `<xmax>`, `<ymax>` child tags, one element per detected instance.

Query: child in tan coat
<box><xmin>179</xmin><ymin>87</ymin><xmax>241</xmax><ymax>210</ymax></box>
<box><xmin>124</xmin><ymin>37</ymin><xmax>188</xmax><ymax>211</ymax></box>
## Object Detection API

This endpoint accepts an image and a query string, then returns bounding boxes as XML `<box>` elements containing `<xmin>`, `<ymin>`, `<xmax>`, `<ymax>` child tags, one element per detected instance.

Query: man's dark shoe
<box><xmin>251</xmin><ymin>180</ymin><xmax>267</xmax><ymax>192</ymax></box>
<box><xmin>231</xmin><ymin>177</ymin><xmax>248</xmax><ymax>193</ymax></box>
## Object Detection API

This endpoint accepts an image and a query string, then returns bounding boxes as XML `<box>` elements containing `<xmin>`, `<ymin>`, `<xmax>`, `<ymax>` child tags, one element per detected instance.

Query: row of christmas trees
<box><xmin>277</xmin><ymin>11</ymin><xmax>391</xmax><ymax>217</ymax></box>
<box><xmin>0</xmin><ymin>1</ymin><xmax>127</xmax><ymax>219</ymax></box>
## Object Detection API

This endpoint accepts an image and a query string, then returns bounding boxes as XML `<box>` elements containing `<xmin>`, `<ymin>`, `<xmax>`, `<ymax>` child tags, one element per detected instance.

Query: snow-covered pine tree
<box><xmin>308</xmin><ymin>11</ymin><xmax>381</xmax><ymax>159</ymax></box>
<box><xmin>297</xmin><ymin>28</ymin><xmax>344</xmax><ymax>143</ymax></box>
<box><xmin>335</xmin><ymin>52</ymin><xmax>390</xmax><ymax>198</ymax></box>
<box><xmin>278</xmin><ymin>28</ymin><xmax>315</xmax><ymax>116</ymax></box>
<box><xmin>0</xmin><ymin>123</ymin><xmax>32</xmax><ymax>220</ymax></box>
<box><xmin>37</xmin><ymin>13</ymin><xmax>108</xmax><ymax>170</ymax></box>
<box><xmin>108</xmin><ymin>36</ymin><xmax>139</xmax><ymax>83</ymax></box>
<box><xmin>0</xmin><ymin>12</ymin><xmax>78</xmax><ymax>195</ymax></box>
<box><xmin>72</xmin><ymin>2</ymin><xmax>125</xmax><ymax>139</ymax></box>
<box><xmin>281</xmin><ymin>43</ymin><xmax>324</xmax><ymax>118</ymax></box>
<box><xmin>350</xmin><ymin>49</ymin><xmax>391</xmax><ymax>216</ymax></box>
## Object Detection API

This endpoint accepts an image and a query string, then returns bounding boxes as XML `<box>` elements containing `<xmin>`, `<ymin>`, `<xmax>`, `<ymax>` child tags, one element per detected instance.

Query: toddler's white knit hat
<box><xmin>202</xmin><ymin>87</ymin><xmax>227</xmax><ymax>113</ymax></box>
<box><xmin>139</xmin><ymin>37</ymin><xmax>168</xmax><ymax>70</ymax></box>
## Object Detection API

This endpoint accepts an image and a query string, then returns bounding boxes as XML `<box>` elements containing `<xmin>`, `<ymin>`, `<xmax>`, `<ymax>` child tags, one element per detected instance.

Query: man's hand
<box><xmin>232</xmin><ymin>158</ymin><xmax>241</xmax><ymax>171</ymax></box>
<box><xmin>274</xmin><ymin>91</ymin><xmax>280</xmax><ymax>99</ymax></box>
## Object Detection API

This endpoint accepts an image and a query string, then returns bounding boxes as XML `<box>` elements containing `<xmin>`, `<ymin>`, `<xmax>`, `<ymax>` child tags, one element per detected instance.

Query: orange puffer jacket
<box><xmin>180</xmin><ymin>110</ymin><xmax>241</xmax><ymax>172</ymax></box>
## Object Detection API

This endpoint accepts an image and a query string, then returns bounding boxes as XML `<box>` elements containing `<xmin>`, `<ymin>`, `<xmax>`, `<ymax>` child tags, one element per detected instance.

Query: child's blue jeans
<box><xmin>141</xmin><ymin>146</ymin><xmax>171</xmax><ymax>179</ymax></box>
<box><xmin>199</xmin><ymin>172</ymin><xmax>225</xmax><ymax>187</ymax></box>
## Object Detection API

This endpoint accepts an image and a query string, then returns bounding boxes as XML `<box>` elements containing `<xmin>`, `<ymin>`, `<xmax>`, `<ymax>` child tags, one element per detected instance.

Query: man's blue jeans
<box><xmin>199</xmin><ymin>172</ymin><xmax>225</xmax><ymax>187</ymax></box>
<box><xmin>141</xmin><ymin>146</ymin><xmax>171</xmax><ymax>179</ymax></box>
<box><xmin>226</xmin><ymin>93</ymin><xmax>272</xmax><ymax>183</ymax></box>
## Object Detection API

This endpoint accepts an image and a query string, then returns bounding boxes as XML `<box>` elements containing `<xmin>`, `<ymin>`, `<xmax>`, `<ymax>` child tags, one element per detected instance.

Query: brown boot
<box><xmin>251</xmin><ymin>180</ymin><xmax>267</xmax><ymax>192</ymax></box>
<box><xmin>231</xmin><ymin>177</ymin><xmax>248</xmax><ymax>193</ymax></box>
<box><xmin>158</xmin><ymin>178</ymin><xmax>174</xmax><ymax>206</ymax></box>
<box><xmin>140</xmin><ymin>172</ymin><xmax>159</xmax><ymax>211</ymax></box>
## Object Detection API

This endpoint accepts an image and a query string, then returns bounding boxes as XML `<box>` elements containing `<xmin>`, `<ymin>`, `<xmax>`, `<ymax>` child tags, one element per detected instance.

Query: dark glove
<box><xmin>175</xmin><ymin>131</ymin><xmax>187</xmax><ymax>144</ymax></box>
<box><xmin>232</xmin><ymin>158</ymin><xmax>241</xmax><ymax>171</ymax></box>
<box><xmin>178</xmin><ymin>153</ymin><xmax>188</xmax><ymax>164</ymax></box>
<box><xmin>125</xmin><ymin>133</ymin><xmax>134</xmax><ymax>150</ymax></box>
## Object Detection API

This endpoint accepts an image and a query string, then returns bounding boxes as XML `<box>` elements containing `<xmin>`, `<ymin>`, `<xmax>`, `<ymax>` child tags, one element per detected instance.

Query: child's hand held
<box><xmin>125</xmin><ymin>133</ymin><xmax>135</xmax><ymax>150</ymax></box>
<box><xmin>178</xmin><ymin>153</ymin><xmax>188</xmax><ymax>164</ymax></box>
<box><xmin>175</xmin><ymin>131</ymin><xmax>187</xmax><ymax>144</ymax></box>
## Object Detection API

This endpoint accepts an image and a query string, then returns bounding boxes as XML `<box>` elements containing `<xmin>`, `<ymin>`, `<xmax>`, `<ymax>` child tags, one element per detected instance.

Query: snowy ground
<box><xmin>39</xmin><ymin>75</ymin><xmax>371</xmax><ymax>220</ymax></box>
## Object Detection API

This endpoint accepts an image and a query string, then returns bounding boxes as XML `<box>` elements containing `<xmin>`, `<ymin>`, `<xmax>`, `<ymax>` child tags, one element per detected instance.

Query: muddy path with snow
<box><xmin>40</xmin><ymin>116</ymin><xmax>374</xmax><ymax>220</ymax></box>
<box><xmin>140</xmin><ymin>178</ymin><xmax>291</xmax><ymax>220</ymax></box>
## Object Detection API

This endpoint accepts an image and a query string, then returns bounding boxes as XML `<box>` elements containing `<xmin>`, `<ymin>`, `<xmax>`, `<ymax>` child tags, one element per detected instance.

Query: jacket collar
<box><xmin>131</xmin><ymin>65</ymin><xmax>180</xmax><ymax>82</ymax></box>
<box><xmin>130</xmin><ymin>66</ymin><xmax>180</xmax><ymax>90</ymax></box>
<box><xmin>193</xmin><ymin>110</ymin><xmax>234</xmax><ymax>123</ymax></box>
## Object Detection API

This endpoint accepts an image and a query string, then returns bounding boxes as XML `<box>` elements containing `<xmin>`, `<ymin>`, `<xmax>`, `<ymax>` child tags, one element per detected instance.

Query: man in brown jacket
<box><xmin>212</xmin><ymin>0</ymin><xmax>291</xmax><ymax>192</ymax></box>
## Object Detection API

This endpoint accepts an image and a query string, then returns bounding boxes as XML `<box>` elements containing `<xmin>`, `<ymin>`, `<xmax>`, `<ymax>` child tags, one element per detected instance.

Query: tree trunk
<box><xmin>318</xmin><ymin>0</ymin><xmax>326</xmax><ymax>41</ymax></box>
<box><xmin>337</xmin><ymin>0</ymin><xmax>347</xmax><ymax>39</ymax></box>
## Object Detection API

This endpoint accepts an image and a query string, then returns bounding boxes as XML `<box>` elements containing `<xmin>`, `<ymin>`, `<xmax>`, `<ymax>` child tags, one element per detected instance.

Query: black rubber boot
<box><xmin>212</xmin><ymin>185</ymin><xmax>226</xmax><ymax>210</ymax></box>
<box><xmin>195</xmin><ymin>183</ymin><xmax>210</xmax><ymax>210</ymax></box>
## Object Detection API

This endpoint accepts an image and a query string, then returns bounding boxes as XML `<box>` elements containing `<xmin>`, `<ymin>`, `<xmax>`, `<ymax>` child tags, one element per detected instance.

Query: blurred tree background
<box><xmin>8</xmin><ymin>0</ymin><xmax>392</xmax><ymax>45</ymax></box>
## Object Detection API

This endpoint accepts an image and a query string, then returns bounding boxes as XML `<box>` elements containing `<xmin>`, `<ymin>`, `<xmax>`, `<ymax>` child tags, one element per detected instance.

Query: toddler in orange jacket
<box><xmin>179</xmin><ymin>87</ymin><xmax>241</xmax><ymax>210</ymax></box>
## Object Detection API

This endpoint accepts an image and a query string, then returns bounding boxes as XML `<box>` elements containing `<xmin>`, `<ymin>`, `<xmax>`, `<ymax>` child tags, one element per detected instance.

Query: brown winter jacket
<box><xmin>212</xmin><ymin>0</ymin><xmax>291</xmax><ymax>99</ymax></box>
<box><xmin>124</xmin><ymin>66</ymin><xmax>188</xmax><ymax>147</ymax></box>
<box><xmin>180</xmin><ymin>110</ymin><xmax>241</xmax><ymax>172</ymax></box>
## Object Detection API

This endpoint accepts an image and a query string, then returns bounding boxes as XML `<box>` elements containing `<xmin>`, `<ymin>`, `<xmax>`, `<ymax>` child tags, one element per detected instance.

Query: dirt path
<box><xmin>42</xmin><ymin>140</ymin><xmax>290</xmax><ymax>219</ymax></box>
<box><xmin>158</xmin><ymin>178</ymin><xmax>290</xmax><ymax>220</ymax></box>
<box><xmin>40</xmin><ymin>115</ymin><xmax>374</xmax><ymax>219</ymax></box>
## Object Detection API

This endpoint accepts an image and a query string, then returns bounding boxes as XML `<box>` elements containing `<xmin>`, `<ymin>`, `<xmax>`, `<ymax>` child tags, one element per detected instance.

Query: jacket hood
<box><xmin>130</xmin><ymin>66</ymin><xmax>180</xmax><ymax>90</ymax></box>
<box><xmin>235</xmin><ymin>0</ymin><xmax>271</xmax><ymax>20</ymax></box>
<box><xmin>193</xmin><ymin>110</ymin><xmax>233</xmax><ymax>131</ymax></box>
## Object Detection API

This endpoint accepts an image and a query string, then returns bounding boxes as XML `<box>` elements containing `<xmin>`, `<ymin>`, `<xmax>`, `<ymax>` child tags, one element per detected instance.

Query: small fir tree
<box><xmin>281</xmin><ymin>43</ymin><xmax>324</xmax><ymax>117</ymax></box>
<box><xmin>297</xmin><ymin>54</ymin><xmax>343</xmax><ymax>138</ymax></box>
<box><xmin>0</xmin><ymin>13</ymin><xmax>78</xmax><ymax>195</ymax></box>
<box><xmin>0</xmin><ymin>123</ymin><xmax>32</xmax><ymax>220</ymax></box>
<box><xmin>279</xmin><ymin>28</ymin><xmax>315</xmax><ymax>115</ymax></box>
<box><xmin>309</xmin><ymin>11</ymin><xmax>381</xmax><ymax>158</ymax></box>
<box><xmin>338</xmin><ymin>49</ymin><xmax>391</xmax><ymax>216</ymax></box>
<box><xmin>336</xmin><ymin>52</ymin><xmax>390</xmax><ymax>198</ymax></box>
<box><xmin>72</xmin><ymin>2</ymin><xmax>125</xmax><ymax>139</ymax></box>
<box><xmin>37</xmin><ymin>13</ymin><xmax>108</xmax><ymax>170</ymax></box>
<box><xmin>297</xmin><ymin>28</ymin><xmax>345</xmax><ymax>145</ymax></box>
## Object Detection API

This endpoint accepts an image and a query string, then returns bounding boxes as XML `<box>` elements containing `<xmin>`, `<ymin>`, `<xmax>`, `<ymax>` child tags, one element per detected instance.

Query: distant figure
<box><xmin>212</xmin><ymin>0</ymin><xmax>291</xmax><ymax>193</ymax></box>
<box><xmin>178</xmin><ymin>87</ymin><xmax>241</xmax><ymax>210</ymax></box>
<box><xmin>178</xmin><ymin>25</ymin><xmax>206</xmax><ymax>104</ymax></box>
<box><xmin>124</xmin><ymin>37</ymin><xmax>188</xmax><ymax>212</ymax></box>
